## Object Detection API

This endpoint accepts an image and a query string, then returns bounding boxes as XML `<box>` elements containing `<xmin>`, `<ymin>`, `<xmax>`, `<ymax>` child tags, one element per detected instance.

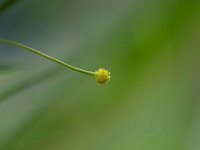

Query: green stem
<box><xmin>0</xmin><ymin>38</ymin><xmax>95</xmax><ymax>77</ymax></box>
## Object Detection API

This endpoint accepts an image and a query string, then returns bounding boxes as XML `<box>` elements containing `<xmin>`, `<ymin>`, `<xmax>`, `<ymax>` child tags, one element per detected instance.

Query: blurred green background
<box><xmin>0</xmin><ymin>0</ymin><xmax>200</xmax><ymax>150</ymax></box>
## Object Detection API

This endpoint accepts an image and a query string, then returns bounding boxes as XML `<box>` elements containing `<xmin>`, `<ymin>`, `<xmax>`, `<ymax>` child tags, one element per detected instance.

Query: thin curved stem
<box><xmin>0</xmin><ymin>38</ymin><xmax>95</xmax><ymax>76</ymax></box>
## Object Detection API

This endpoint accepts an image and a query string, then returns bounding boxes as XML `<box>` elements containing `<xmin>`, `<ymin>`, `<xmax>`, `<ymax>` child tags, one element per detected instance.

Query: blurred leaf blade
<box><xmin>0</xmin><ymin>0</ymin><xmax>200</xmax><ymax>150</ymax></box>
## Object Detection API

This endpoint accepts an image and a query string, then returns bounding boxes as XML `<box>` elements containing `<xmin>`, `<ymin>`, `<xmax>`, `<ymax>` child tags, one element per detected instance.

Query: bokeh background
<box><xmin>0</xmin><ymin>0</ymin><xmax>200</xmax><ymax>150</ymax></box>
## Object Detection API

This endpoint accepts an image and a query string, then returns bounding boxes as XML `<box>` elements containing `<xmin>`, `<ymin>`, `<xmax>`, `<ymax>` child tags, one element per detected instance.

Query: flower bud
<box><xmin>95</xmin><ymin>68</ymin><xmax>111</xmax><ymax>84</ymax></box>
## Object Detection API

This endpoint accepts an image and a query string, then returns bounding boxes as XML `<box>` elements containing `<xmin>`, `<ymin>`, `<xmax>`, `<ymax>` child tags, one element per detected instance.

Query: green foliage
<box><xmin>0</xmin><ymin>0</ymin><xmax>200</xmax><ymax>150</ymax></box>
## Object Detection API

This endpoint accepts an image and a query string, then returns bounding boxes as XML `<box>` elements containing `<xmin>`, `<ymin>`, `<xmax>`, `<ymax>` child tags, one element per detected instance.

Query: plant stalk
<box><xmin>0</xmin><ymin>38</ymin><xmax>95</xmax><ymax>76</ymax></box>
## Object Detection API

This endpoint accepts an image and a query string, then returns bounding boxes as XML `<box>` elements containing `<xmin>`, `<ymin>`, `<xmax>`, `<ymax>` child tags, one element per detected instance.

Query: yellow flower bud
<box><xmin>95</xmin><ymin>68</ymin><xmax>111</xmax><ymax>84</ymax></box>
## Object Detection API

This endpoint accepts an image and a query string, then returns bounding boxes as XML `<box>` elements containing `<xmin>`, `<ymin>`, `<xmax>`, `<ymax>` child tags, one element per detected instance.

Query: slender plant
<box><xmin>0</xmin><ymin>38</ymin><xmax>110</xmax><ymax>84</ymax></box>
